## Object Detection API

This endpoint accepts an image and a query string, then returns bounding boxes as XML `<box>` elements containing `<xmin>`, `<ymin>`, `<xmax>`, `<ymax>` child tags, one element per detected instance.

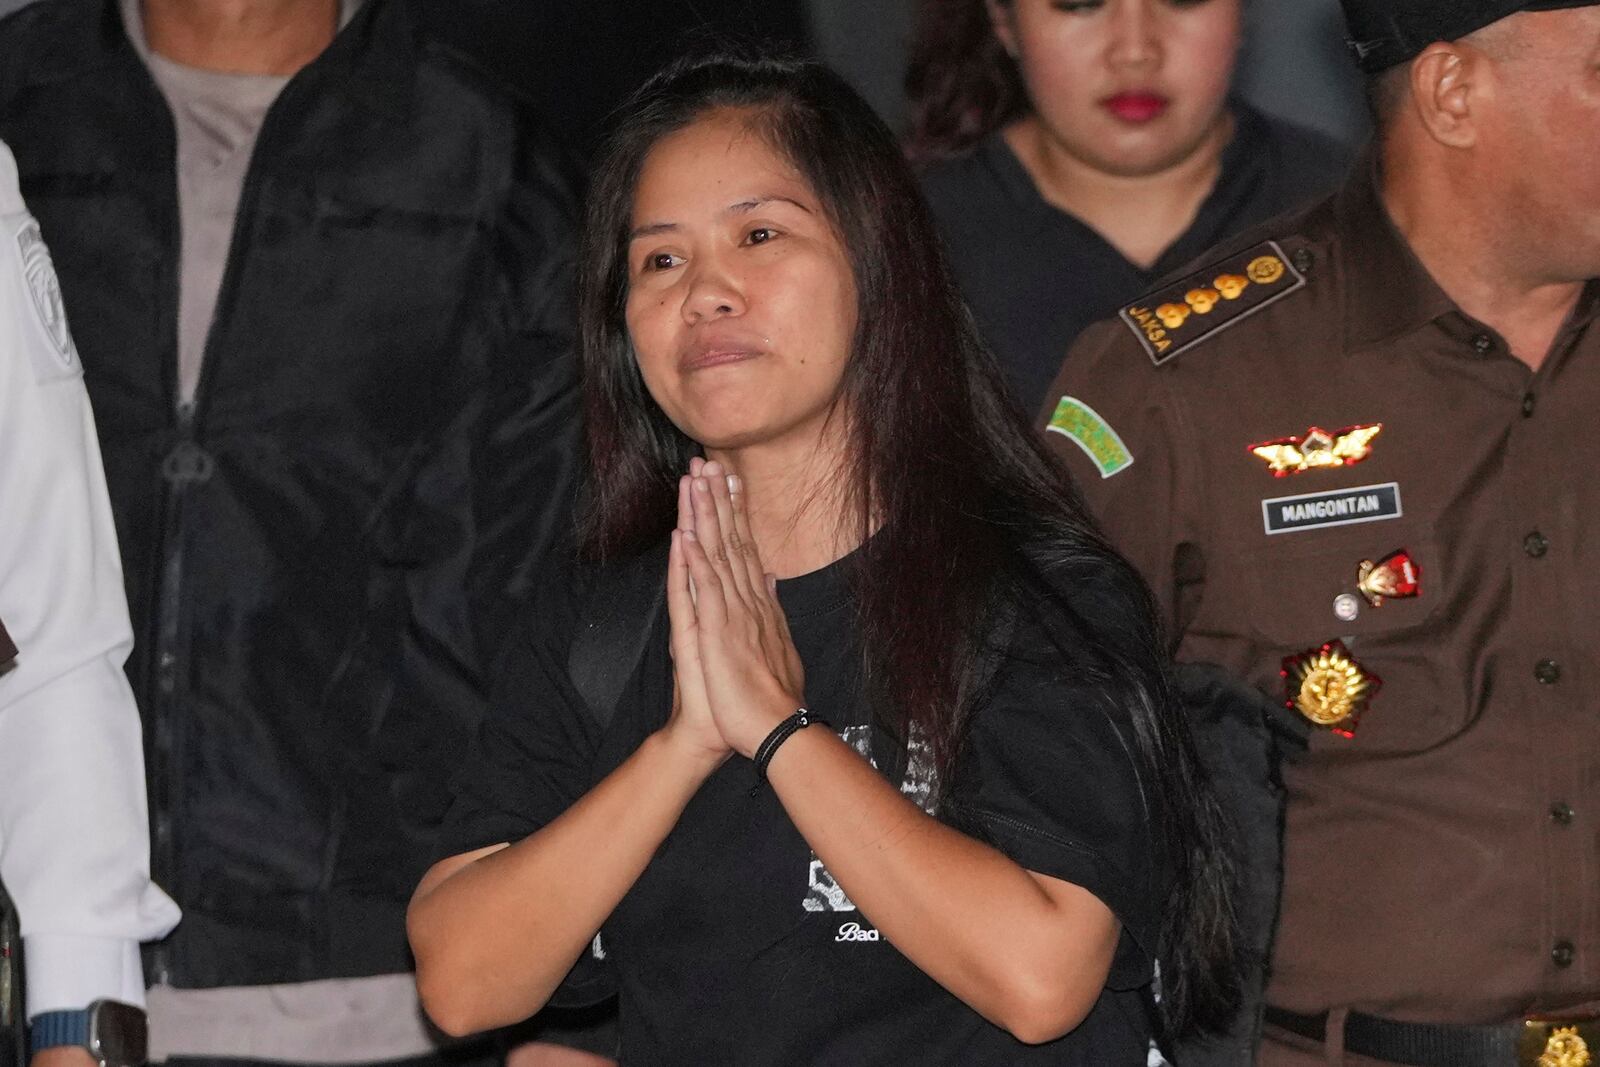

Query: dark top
<box><xmin>1042</xmin><ymin>161</ymin><xmax>1600</xmax><ymax>1023</ymax></box>
<box><xmin>441</xmin><ymin>551</ymin><xmax>1168</xmax><ymax>1064</ymax></box>
<box><xmin>921</xmin><ymin>105</ymin><xmax>1353</xmax><ymax>417</ymax></box>
<box><xmin>0</xmin><ymin>0</ymin><xmax>581</xmax><ymax>986</ymax></box>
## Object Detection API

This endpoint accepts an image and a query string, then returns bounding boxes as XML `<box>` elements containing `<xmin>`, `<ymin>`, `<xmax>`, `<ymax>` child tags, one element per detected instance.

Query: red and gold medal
<box><xmin>1357</xmin><ymin>549</ymin><xmax>1420</xmax><ymax>608</ymax></box>
<box><xmin>1282</xmin><ymin>640</ymin><xmax>1381</xmax><ymax>737</ymax></box>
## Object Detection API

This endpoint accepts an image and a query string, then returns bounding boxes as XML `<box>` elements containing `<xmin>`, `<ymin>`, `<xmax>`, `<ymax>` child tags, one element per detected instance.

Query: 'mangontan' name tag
<box><xmin>1262</xmin><ymin>482</ymin><xmax>1402</xmax><ymax>535</ymax></box>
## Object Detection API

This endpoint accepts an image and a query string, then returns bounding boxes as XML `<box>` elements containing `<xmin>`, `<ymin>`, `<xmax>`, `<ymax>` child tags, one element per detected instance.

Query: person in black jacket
<box><xmin>907</xmin><ymin>0</ymin><xmax>1354</xmax><ymax>416</ymax></box>
<box><xmin>0</xmin><ymin>0</ymin><xmax>581</xmax><ymax>1064</ymax></box>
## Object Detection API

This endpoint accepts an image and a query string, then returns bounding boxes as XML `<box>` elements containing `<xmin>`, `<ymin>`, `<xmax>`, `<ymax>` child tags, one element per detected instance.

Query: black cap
<box><xmin>1340</xmin><ymin>0</ymin><xmax>1598</xmax><ymax>72</ymax></box>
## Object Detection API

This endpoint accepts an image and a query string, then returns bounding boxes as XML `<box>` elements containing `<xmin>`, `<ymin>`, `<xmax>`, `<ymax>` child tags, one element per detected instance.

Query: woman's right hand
<box><xmin>661</xmin><ymin>459</ymin><xmax>731</xmax><ymax>767</ymax></box>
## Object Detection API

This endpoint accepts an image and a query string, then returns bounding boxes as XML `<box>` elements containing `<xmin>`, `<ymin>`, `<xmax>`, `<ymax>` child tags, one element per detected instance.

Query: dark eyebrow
<box><xmin>628</xmin><ymin>221</ymin><xmax>678</xmax><ymax>242</ymax></box>
<box><xmin>727</xmin><ymin>195</ymin><xmax>813</xmax><ymax>217</ymax></box>
<box><xmin>628</xmin><ymin>195</ymin><xmax>813</xmax><ymax>242</ymax></box>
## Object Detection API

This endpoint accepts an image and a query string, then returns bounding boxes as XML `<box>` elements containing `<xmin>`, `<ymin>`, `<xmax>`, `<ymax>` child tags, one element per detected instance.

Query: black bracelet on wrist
<box><xmin>750</xmin><ymin>708</ymin><xmax>831</xmax><ymax>795</ymax></box>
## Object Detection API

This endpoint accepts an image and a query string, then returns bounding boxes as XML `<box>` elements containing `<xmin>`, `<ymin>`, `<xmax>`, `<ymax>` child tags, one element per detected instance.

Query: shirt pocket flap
<box><xmin>1243</xmin><ymin>527</ymin><xmax>1439</xmax><ymax>647</ymax></box>
<box><xmin>1239</xmin><ymin>526</ymin><xmax>1457</xmax><ymax>753</ymax></box>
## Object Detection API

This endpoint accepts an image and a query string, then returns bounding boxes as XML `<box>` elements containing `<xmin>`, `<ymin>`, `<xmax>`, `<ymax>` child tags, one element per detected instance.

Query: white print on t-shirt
<box><xmin>806</xmin><ymin>858</ymin><xmax>855</xmax><ymax>912</ymax></box>
<box><xmin>802</xmin><ymin>724</ymin><xmax>937</xmax><ymax>914</ymax></box>
<box><xmin>835</xmin><ymin>922</ymin><xmax>881</xmax><ymax>942</ymax></box>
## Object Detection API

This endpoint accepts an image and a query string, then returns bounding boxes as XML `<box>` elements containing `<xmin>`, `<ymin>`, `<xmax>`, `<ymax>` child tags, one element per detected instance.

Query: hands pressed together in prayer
<box><xmin>661</xmin><ymin>457</ymin><xmax>809</xmax><ymax>766</ymax></box>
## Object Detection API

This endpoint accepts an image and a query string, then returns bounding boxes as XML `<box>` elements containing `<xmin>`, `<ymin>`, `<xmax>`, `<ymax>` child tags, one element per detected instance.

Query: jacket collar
<box><xmin>11</xmin><ymin>0</ymin><xmax>416</xmax><ymax>124</ymax></box>
<box><xmin>3</xmin><ymin>1</ymin><xmax>133</xmax><ymax>88</ymax></box>
<box><xmin>305</xmin><ymin>0</ymin><xmax>415</xmax><ymax>123</ymax></box>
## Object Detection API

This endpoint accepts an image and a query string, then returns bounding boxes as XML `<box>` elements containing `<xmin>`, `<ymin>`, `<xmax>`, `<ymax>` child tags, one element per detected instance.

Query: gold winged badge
<box><xmin>1250</xmin><ymin>424</ymin><xmax>1382</xmax><ymax>477</ymax></box>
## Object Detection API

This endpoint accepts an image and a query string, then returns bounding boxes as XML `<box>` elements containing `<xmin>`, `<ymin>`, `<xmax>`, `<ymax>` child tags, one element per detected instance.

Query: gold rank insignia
<box><xmin>1249</xmin><ymin>424</ymin><xmax>1382</xmax><ymax>477</ymax></box>
<box><xmin>1281</xmin><ymin>640</ymin><xmax>1381</xmax><ymax>736</ymax></box>
<box><xmin>1120</xmin><ymin>240</ymin><xmax>1307</xmax><ymax>366</ymax></box>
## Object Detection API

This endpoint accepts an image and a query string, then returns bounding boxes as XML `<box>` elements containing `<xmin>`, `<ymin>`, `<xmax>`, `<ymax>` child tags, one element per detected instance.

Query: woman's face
<box><xmin>989</xmin><ymin>0</ymin><xmax>1243</xmax><ymax>177</ymax></box>
<box><xmin>624</xmin><ymin>108</ymin><xmax>858</xmax><ymax>454</ymax></box>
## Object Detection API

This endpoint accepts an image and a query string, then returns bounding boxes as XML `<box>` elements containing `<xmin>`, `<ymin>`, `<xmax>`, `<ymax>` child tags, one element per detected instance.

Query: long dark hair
<box><xmin>576</xmin><ymin>50</ymin><xmax>1237</xmax><ymax>1036</ymax></box>
<box><xmin>905</xmin><ymin>0</ymin><xmax>1028</xmax><ymax>162</ymax></box>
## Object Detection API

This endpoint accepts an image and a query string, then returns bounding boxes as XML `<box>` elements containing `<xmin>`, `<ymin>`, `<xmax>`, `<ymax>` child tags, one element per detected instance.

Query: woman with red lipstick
<box><xmin>408</xmin><ymin>51</ymin><xmax>1238</xmax><ymax>1065</ymax></box>
<box><xmin>908</xmin><ymin>0</ymin><xmax>1353</xmax><ymax>415</ymax></box>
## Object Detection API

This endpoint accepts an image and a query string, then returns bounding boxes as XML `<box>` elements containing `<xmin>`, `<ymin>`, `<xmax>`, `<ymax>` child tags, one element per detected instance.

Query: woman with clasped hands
<box><xmin>407</xmin><ymin>53</ymin><xmax>1237</xmax><ymax>1064</ymax></box>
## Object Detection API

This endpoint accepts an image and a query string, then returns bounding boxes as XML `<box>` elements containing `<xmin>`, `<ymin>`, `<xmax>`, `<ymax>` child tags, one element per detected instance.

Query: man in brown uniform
<box><xmin>1039</xmin><ymin>1</ymin><xmax>1600</xmax><ymax>1064</ymax></box>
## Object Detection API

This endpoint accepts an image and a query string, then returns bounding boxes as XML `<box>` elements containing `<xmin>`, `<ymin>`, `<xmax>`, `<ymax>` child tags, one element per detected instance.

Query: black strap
<box><xmin>750</xmin><ymin>710</ymin><xmax>832</xmax><ymax>794</ymax></box>
<box><xmin>1264</xmin><ymin>1005</ymin><xmax>1521</xmax><ymax>1066</ymax></box>
<box><xmin>566</xmin><ymin>547</ymin><xmax>667</xmax><ymax>730</ymax></box>
<box><xmin>0</xmin><ymin>883</ymin><xmax>24</xmax><ymax>1067</ymax></box>
<box><xmin>540</xmin><ymin>551</ymin><xmax>669</xmax><ymax>1014</ymax></box>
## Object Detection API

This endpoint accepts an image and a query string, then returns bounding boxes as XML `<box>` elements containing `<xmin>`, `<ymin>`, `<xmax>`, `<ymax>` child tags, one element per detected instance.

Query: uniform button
<box><xmin>1523</xmin><ymin>392</ymin><xmax>1537</xmax><ymax>417</ymax></box>
<box><xmin>1292</xmin><ymin>247</ymin><xmax>1315</xmax><ymax>274</ymax></box>
<box><xmin>1535</xmin><ymin>660</ymin><xmax>1562</xmax><ymax>685</ymax></box>
<box><xmin>1553</xmin><ymin>940</ymin><xmax>1576</xmax><ymax>968</ymax></box>
<box><xmin>1551</xmin><ymin>802</ymin><xmax>1576</xmax><ymax>826</ymax></box>
<box><xmin>1472</xmin><ymin>333</ymin><xmax>1494</xmax><ymax>354</ymax></box>
<box><xmin>1524</xmin><ymin>532</ymin><xmax>1550</xmax><ymax>558</ymax></box>
<box><xmin>159</xmin><ymin>650</ymin><xmax>177</xmax><ymax>671</ymax></box>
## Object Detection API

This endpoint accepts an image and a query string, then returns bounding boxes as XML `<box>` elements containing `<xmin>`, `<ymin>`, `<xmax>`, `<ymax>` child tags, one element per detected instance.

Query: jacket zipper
<box><xmin>146</xmin><ymin>70</ymin><xmax>302</xmax><ymax>985</ymax></box>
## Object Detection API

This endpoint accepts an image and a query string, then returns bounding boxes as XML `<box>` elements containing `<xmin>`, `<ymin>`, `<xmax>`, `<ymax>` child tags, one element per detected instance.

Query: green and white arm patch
<box><xmin>1046</xmin><ymin>396</ymin><xmax>1133</xmax><ymax>479</ymax></box>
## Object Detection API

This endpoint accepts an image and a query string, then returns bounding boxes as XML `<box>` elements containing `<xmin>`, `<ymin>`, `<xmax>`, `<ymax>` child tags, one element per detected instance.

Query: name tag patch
<box><xmin>1263</xmin><ymin>482</ymin><xmax>1402</xmax><ymax>535</ymax></box>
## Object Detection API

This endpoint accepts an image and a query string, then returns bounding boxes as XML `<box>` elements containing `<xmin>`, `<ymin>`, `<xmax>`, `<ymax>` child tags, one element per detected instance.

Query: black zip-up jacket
<box><xmin>0</xmin><ymin>0</ymin><xmax>581</xmax><ymax>989</ymax></box>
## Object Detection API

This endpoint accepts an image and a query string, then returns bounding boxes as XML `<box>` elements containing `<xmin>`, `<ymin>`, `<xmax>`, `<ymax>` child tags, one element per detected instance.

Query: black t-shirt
<box><xmin>920</xmin><ymin>104</ymin><xmax>1354</xmax><ymax>415</ymax></box>
<box><xmin>440</xmin><ymin>550</ymin><xmax>1168</xmax><ymax>1065</ymax></box>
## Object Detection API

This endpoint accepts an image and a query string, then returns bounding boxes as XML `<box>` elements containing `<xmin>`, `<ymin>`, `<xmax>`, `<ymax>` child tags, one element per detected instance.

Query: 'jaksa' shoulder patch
<box><xmin>1120</xmin><ymin>240</ymin><xmax>1306</xmax><ymax>366</ymax></box>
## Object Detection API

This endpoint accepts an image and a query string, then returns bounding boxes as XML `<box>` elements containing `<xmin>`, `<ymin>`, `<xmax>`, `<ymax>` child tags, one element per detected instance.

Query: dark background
<box><xmin>409</xmin><ymin>0</ymin><xmax>1366</xmax><ymax>161</ymax></box>
<box><xmin>0</xmin><ymin>0</ymin><xmax>1369</xmax><ymax>162</ymax></box>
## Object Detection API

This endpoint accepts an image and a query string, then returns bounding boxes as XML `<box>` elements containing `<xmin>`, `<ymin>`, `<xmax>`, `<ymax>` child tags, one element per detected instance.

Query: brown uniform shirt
<box><xmin>1041</xmin><ymin>164</ymin><xmax>1600</xmax><ymax>1024</ymax></box>
<box><xmin>0</xmin><ymin>617</ymin><xmax>14</xmax><ymax>667</ymax></box>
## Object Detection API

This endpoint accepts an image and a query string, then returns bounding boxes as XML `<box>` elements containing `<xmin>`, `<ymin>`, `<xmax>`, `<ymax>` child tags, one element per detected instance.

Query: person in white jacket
<box><xmin>0</xmin><ymin>138</ymin><xmax>180</xmax><ymax>1067</ymax></box>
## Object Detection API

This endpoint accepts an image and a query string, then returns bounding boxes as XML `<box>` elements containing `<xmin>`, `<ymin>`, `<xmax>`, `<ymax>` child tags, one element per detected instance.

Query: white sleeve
<box><xmin>0</xmin><ymin>139</ymin><xmax>181</xmax><ymax>1018</ymax></box>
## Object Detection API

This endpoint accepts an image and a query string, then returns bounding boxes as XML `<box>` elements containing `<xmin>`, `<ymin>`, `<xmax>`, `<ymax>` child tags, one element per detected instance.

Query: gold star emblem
<box><xmin>1540</xmin><ymin>1027</ymin><xmax>1591</xmax><ymax>1067</ymax></box>
<box><xmin>1282</xmin><ymin>640</ymin><xmax>1381</xmax><ymax>735</ymax></box>
<box><xmin>1247</xmin><ymin>254</ymin><xmax>1286</xmax><ymax>284</ymax></box>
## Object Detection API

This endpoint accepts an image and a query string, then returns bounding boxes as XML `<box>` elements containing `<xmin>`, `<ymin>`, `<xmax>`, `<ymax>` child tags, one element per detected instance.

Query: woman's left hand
<box><xmin>678</xmin><ymin>460</ymin><xmax>807</xmax><ymax>759</ymax></box>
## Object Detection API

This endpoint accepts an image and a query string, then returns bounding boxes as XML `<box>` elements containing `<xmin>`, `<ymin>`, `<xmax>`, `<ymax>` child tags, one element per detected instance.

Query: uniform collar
<box><xmin>1335</xmin><ymin>152</ymin><xmax>1458</xmax><ymax>353</ymax></box>
<box><xmin>1336</xmin><ymin>150</ymin><xmax>1600</xmax><ymax>352</ymax></box>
